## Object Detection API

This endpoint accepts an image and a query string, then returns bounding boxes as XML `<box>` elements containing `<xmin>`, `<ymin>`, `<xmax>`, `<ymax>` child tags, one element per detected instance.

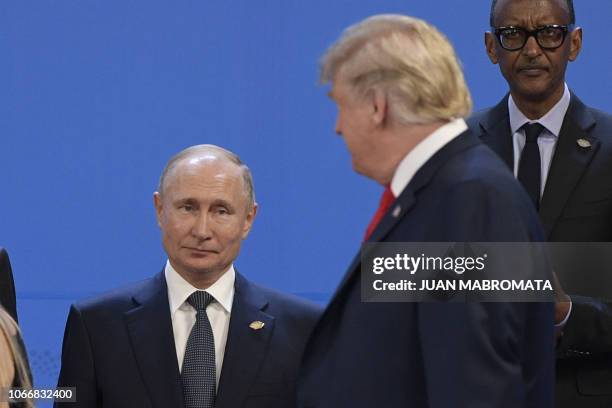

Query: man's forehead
<box><xmin>494</xmin><ymin>0</ymin><xmax>570</xmax><ymax>21</ymax></box>
<box><xmin>183</xmin><ymin>153</ymin><xmax>218</xmax><ymax>167</ymax></box>
<box><xmin>166</xmin><ymin>155</ymin><xmax>241</xmax><ymax>187</ymax></box>
<box><xmin>177</xmin><ymin>154</ymin><xmax>237</xmax><ymax>174</ymax></box>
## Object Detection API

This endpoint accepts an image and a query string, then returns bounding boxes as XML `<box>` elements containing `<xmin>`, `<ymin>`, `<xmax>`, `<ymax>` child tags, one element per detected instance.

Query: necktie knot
<box><xmin>187</xmin><ymin>291</ymin><xmax>214</xmax><ymax>312</ymax></box>
<box><xmin>522</xmin><ymin>123</ymin><xmax>545</xmax><ymax>143</ymax></box>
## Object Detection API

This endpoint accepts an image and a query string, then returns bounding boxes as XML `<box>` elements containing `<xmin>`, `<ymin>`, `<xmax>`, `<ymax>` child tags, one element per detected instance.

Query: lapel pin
<box><xmin>392</xmin><ymin>205</ymin><xmax>401</xmax><ymax>218</ymax></box>
<box><xmin>577</xmin><ymin>138</ymin><xmax>591</xmax><ymax>148</ymax></box>
<box><xmin>249</xmin><ymin>321</ymin><xmax>265</xmax><ymax>330</ymax></box>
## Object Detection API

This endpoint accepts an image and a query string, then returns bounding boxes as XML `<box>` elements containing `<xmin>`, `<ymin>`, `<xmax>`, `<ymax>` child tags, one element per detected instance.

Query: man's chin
<box><xmin>512</xmin><ymin>81</ymin><xmax>558</xmax><ymax>102</ymax></box>
<box><xmin>352</xmin><ymin>160</ymin><xmax>373</xmax><ymax>179</ymax></box>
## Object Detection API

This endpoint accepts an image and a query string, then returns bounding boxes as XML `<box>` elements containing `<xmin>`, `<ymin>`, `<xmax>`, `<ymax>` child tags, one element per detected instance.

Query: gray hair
<box><xmin>320</xmin><ymin>14</ymin><xmax>472</xmax><ymax>124</ymax></box>
<box><xmin>157</xmin><ymin>144</ymin><xmax>256</xmax><ymax>211</ymax></box>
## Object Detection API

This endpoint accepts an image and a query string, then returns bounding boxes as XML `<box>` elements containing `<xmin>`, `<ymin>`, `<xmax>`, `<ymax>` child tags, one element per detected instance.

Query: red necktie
<box><xmin>363</xmin><ymin>185</ymin><xmax>396</xmax><ymax>242</ymax></box>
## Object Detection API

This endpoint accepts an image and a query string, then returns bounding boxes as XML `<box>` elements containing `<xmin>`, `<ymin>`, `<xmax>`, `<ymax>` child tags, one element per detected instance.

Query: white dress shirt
<box><xmin>509</xmin><ymin>83</ymin><xmax>571</xmax><ymax>197</ymax></box>
<box><xmin>390</xmin><ymin>118</ymin><xmax>468</xmax><ymax>197</ymax></box>
<box><xmin>165</xmin><ymin>260</ymin><xmax>235</xmax><ymax>387</ymax></box>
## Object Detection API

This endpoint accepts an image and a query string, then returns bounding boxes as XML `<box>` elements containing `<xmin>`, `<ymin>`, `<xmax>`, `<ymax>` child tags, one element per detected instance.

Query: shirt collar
<box><xmin>508</xmin><ymin>83</ymin><xmax>570</xmax><ymax>137</ymax></box>
<box><xmin>165</xmin><ymin>260</ymin><xmax>235</xmax><ymax>315</ymax></box>
<box><xmin>390</xmin><ymin>118</ymin><xmax>467</xmax><ymax>197</ymax></box>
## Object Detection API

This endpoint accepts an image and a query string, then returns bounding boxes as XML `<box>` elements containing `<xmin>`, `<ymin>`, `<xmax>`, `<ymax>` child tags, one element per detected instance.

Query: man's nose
<box><xmin>191</xmin><ymin>212</ymin><xmax>212</xmax><ymax>239</ymax></box>
<box><xmin>521</xmin><ymin>35</ymin><xmax>543</xmax><ymax>58</ymax></box>
<box><xmin>335</xmin><ymin>117</ymin><xmax>342</xmax><ymax>136</ymax></box>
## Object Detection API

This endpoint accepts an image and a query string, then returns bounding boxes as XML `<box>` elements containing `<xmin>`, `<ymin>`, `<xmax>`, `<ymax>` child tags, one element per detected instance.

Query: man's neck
<box><xmin>510</xmin><ymin>85</ymin><xmax>565</xmax><ymax>120</ymax></box>
<box><xmin>373</xmin><ymin>121</ymin><xmax>445</xmax><ymax>185</ymax></box>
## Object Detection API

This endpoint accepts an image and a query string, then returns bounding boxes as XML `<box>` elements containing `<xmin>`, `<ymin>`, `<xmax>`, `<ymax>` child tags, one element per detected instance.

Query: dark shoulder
<box><xmin>0</xmin><ymin>247</ymin><xmax>10</xmax><ymax>268</ymax></box>
<box><xmin>0</xmin><ymin>247</ymin><xmax>9</xmax><ymax>269</ymax></box>
<box><xmin>435</xmin><ymin>137</ymin><xmax>539</xmax><ymax>225</ymax></box>
<box><xmin>249</xmin><ymin>281</ymin><xmax>322</xmax><ymax>319</ymax></box>
<box><xmin>440</xmin><ymin>134</ymin><xmax>514</xmax><ymax>186</ymax></box>
<box><xmin>74</xmin><ymin>276</ymin><xmax>157</xmax><ymax>315</ymax></box>
<box><xmin>466</xmin><ymin>106</ymin><xmax>495</xmax><ymax>132</ymax></box>
<box><xmin>588</xmin><ymin>106</ymin><xmax>612</xmax><ymax>128</ymax></box>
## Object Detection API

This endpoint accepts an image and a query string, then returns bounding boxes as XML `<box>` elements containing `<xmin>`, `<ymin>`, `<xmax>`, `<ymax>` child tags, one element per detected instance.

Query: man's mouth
<box><xmin>184</xmin><ymin>247</ymin><xmax>218</xmax><ymax>254</ymax></box>
<box><xmin>518</xmin><ymin>66</ymin><xmax>548</xmax><ymax>76</ymax></box>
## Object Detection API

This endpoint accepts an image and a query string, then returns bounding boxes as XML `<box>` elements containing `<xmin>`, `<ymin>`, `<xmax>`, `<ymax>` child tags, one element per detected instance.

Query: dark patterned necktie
<box><xmin>182</xmin><ymin>291</ymin><xmax>216</xmax><ymax>408</ymax></box>
<box><xmin>518</xmin><ymin>123</ymin><xmax>545</xmax><ymax>210</ymax></box>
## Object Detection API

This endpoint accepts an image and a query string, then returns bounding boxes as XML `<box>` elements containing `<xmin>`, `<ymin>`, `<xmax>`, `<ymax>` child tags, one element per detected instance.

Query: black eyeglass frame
<box><xmin>492</xmin><ymin>24</ymin><xmax>574</xmax><ymax>51</ymax></box>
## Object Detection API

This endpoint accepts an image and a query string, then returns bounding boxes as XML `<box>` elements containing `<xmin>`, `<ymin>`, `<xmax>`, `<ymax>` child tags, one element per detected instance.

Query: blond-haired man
<box><xmin>298</xmin><ymin>14</ymin><xmax>554</xmax><ymax>408</ymax></box>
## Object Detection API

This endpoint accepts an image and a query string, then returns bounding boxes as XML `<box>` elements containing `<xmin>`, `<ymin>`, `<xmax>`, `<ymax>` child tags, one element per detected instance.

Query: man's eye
<box><xmin>503</xmin><ymin>29</ymin><xmax>521</xmax><ymax>38</ymax></box>
<box><xmin>540</xmin><ymin>28</ymin><xmax>558</xmax><ymax>37</ymax></box>
<box><xmin>180</xmin><ymin>204</ymin><xmax>194</xmax><ymax>212</ymax></box>
<box><xmin>216</xmin><ymin>208</ymin><xmax>229</xmax><ymax>215</ymax></box>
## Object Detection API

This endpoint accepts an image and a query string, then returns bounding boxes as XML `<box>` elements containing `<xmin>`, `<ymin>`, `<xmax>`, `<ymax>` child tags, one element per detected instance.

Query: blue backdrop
<box><xmin>1</xmin><ymin>0</ymin><xmax>611</xmax><ymax>401</ymax></box>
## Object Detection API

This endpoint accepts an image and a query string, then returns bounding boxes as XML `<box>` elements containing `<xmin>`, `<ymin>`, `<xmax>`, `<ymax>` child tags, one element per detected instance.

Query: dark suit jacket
<box><xmin>298</xmin><ymin>130</ymin><xmax>555</xmax><ymax>408</ymax></box>
<box><xmin>468</xmin><ymin>94</ymin><xmax>612</xmax><ymax>407</ymax></box>
<box><xmin>0</xmin><ymin>247</ymin><xmax>18</xmax><ymax>322</ymax></box>
<box><xmin>55</xmin><ymin>271</ymin><xmax>321</xmax><ymax>408</ymax></box>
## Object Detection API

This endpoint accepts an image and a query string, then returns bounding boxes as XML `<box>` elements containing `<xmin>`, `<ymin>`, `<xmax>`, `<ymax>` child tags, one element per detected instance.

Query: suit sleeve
<box><xmin>55</xmin><ymin>304</ymin><xmax>99</xmax><ymax>408</ymax></box>
<box><xmin>558</xmin><ymin>295</ymin><xmax>612</xmax><ymax>356</ymax></box>
<box><xmin>419</xmin><ymin>180</ymin><xmax>554</xmax><ymax>408</ymax></box>
<box><xmin>418</xmin><ymin>302</ymin><xmax>554</xmax><ymax>408</ymax></box>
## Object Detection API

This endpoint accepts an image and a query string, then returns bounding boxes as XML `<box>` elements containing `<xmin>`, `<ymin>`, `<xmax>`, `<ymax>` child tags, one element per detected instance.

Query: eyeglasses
<box><xmin>493</xmin><ymin>24</ymin><xmax>573</xmax><ymax>51</ymax></box>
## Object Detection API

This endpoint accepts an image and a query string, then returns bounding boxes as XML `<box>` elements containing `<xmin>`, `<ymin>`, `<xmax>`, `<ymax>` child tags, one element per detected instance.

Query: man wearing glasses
<box><xmin>469</xmin><ymin>0</ymin><xmax>612</xmax><ymax>406</ymax></box>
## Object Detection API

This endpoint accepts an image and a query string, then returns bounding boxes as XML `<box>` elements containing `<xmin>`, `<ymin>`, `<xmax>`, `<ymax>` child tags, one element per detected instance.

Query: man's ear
<box><xmin>153</xmin><ymin>192</ymin><xmax>163</xmax><ymax>227</ymax></box>
<box><xmin>485</xmin><ymin>32</ymin><xmax>499</xmax><ymax>64</ymax></box>
<box><xmin>371</xmin><ymin>88</ymin><xmax>388</xmax><ymax>126</ymax></box>
<box><xmin>568</xmin><ymin>27</ymin><xmax>582</xmax><ymax>62</ymax></box>
<box><xmin>242</xmin><ymin>202</ymin><xmax>258</xmax><ymax>239</ymax></box>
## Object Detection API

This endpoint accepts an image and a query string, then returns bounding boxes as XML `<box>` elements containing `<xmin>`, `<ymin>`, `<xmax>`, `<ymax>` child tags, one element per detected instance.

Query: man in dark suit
<box><xmin>56</xmin><ymin>145</ymin><xmax>321</xmax><ymax>408</ymax></box>
<box><xmin>0</xmin><ymin>247</ymin><xmax>18</xmax><ymax>322</ymax></box>
<box><xmin>468</xmin><ymin>0</ymin><xmax>612</xmax><ymax>405</ymax></box>
<box><xmin>298</xmin><ymin>14</ymin><xmax>554</xmax><ymax>408</ymax></box>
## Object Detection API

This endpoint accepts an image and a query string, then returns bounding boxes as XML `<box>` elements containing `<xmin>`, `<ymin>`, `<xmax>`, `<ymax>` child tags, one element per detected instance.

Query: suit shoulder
<box><xmin>466</xmin><ymin>107</ymin><xmax>495</xmax><ymax>131</ymax></box>
<box><xmin>589</xmin><ymin>107</ymin><xmax>612</xmax><ymax>129</ymax></box>
<box><xmin>441</xmin><ymin>142</ymin><xmax>515</xmax><ymax>186</ymax></box>
<box><xmin>74</xmin><ymin>276</ymin><xmax>156</xmax><ymax>314</ymax></box>
<box><xmin>0</xmin><ymin>247</ymin><xmax>10</xmax><ymax>266</ymax></box>
<box><xmin>248</xmin><ymin>281</ymin><xmax>322</xmax><ymax>319</ymax></box>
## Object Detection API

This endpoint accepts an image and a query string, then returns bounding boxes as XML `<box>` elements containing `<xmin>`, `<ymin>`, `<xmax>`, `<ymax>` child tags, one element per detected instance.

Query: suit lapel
<box><xmin>539</xmin><ymin>94</ymin><xmax>598</xmax><ymax>238</ymax></box>
<box><xmin>215</xmin><ymin>273</ymin><xmax>274</xmax><ymax>408</ymax></box>
<box><xmin>124</xmin><ymin>272</ymin><xmax>185</xmax><ymax>408</ymax></box>
<box><xmin>478</xmin><ymin>96</ymin><xmax>514</xmax><ymax>170</ymax></box>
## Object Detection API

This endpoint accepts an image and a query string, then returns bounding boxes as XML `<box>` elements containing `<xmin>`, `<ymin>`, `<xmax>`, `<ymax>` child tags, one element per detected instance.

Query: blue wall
<box><xmin>1</xmin><ymin>0</ymin><xmax>610</xmax><ymax>400</ymax></box>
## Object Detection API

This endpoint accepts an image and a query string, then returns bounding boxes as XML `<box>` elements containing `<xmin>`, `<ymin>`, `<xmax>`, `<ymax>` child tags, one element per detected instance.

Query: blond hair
<box><xmin>320</xmin><ymin>14</ymin><xmax>472</xmax><ymax>124</ymax></box>
<box><xmin>0</xmin><ymin>308</ymin><xmax>34</xmax><ymax>408</ymax></box>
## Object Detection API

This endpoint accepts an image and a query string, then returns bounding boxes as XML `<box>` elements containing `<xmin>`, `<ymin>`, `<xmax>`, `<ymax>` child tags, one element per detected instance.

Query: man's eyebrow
<box><xmin>173</xmin><ymin>197</ymin><xmax>197</xmax><ymax>205</ymax></box>
<box><xmin>211</xmin><ymin>197</ymin><xmax>237</xmax><ymax>209</ymax></box>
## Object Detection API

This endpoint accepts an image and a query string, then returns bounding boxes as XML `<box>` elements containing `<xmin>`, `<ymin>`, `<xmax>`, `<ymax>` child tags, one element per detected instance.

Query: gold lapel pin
<box><xmin>577</xmin><ymin>138</ymin><xmax>592</xmax><ymax>148</ymax></box>
<box><xmin>249</xmin><ymin>321</ymin><xmax>265</xmax><ymax>330</ymax></box>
